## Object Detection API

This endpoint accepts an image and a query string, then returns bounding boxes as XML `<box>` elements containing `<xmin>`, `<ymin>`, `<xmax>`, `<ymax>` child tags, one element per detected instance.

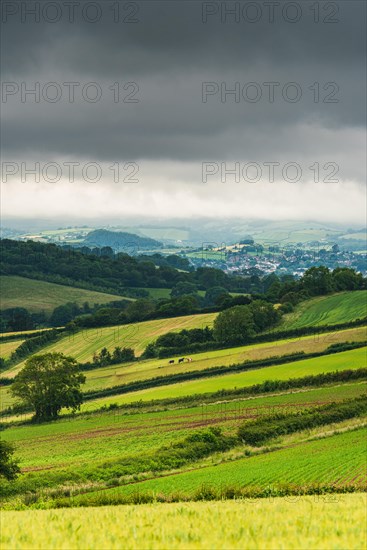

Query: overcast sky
<box><xmin>1</xmin><ymin>0</ymin><xmax>366</xmax><ymax>225</ymax></box>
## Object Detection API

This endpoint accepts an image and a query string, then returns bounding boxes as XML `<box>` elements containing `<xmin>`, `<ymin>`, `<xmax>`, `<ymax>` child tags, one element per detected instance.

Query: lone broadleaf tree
<box><xmin>11</xmin><ymin>353</ymin><xmax>86</xmax><ymax>421</ymax></box>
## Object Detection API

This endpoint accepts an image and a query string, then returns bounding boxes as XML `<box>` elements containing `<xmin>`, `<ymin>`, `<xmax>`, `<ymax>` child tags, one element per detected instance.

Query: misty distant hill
<box><xmin>84</xmin><ymin>229</ymin><xmax>162</xmax><ymax>250</ymax></box>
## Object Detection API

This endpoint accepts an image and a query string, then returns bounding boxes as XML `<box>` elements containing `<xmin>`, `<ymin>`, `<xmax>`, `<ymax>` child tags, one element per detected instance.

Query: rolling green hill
<box><xmin>339</xmin><ymin>231</ymin><xmax>367</xmax><ymax>241</ymax></box>
<box><xmin>1</xmin><ymin>288</ymin><xmax>366</xmax><ymax>550</ymax></box>
<box><xmin>75</xmin><ymin>346</ymin><xmax>367</xmax><ymax>411</ymax></box>
<box><xmin>2</xmin><ymin>381</ymin><xmax>365</xmax><ymax>467</ymax></box>
<box><xmin>2</xmin><ymin>313</ymin><xmax>217</xmax><ymax>376</ymax></box>
<box><xmin>76</xmin><ymin>325</ymin><xmax>367</xmax><ymax>393</ymax></box>
<box><xmin>278</xmin><ymin>291</ymin><xmax>367</xmax><ymax>330</ymax></box>
<box><xmin>0</xmin><ymin>276</ymin><xmax>130</xmax><ymax>314</ymax></box>
<box><xmin>84</xmin><ymin>229</ymin><xmax>162</xmax><ymax>249</ymax></box>
<box><xmin>74</xmin><ymin>427</ymin><xmax>366</xmax><ymax>504</ymax></box>
<box><xmin>2</xmin><ymin>328</ymin><xmax>365</xmax><ymax>412</ymax></box>
<box><xmin>2</xmin><ymin>384</ymin><xmax>365</xmax><ymax>511</ymax></box>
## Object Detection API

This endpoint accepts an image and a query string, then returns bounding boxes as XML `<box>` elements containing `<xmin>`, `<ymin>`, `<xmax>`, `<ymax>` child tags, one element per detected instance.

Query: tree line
<box><xmin>144</xmin><ymin>300</ymin><xmax>280</xmax><ymax>358</ymax></box>
<box><xmin>0</xmin><ymin>239</ymin><xmax>247</xmax><ymax>295</ymax></box>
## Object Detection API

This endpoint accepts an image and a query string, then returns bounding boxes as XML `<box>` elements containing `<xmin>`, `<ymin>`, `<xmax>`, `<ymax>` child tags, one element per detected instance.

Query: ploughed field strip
<box><xmin>2</xmin><ymin>381</ymin><xmax>366</xmax><ymax>471</ymax></box>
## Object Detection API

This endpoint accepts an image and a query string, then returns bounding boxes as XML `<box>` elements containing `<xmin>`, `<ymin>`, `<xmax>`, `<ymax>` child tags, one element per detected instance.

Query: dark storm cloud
<box><xmin>1</xmin><ymin>1</ymin><xmax>366</xmax><ymax>222</ymax></box>
<box><xmin>2</xmin><ymin>1</ymin><xmax>365</xmax><ymax>75</ymax></box>
<box><xmin>2</xmin><ymin>1</ymin><xmax>366</xmax><ymax>158</ymax></box>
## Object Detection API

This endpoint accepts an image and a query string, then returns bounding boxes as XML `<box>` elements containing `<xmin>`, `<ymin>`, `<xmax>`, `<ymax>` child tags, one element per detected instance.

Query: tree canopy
<box><xmin>213</xmin><ymin>301</ymin><xmax>280</xmax><ymax>345</ymax></box>
<box><xmin>0</xmin><ymin>441</ymin><xmax>20</xmax><ymax>481</ymax></box>
<box><xmin>11</xmin><ymin>353</ymin><xmax>86</xmax><ymax>421</ymax></box>
<box><xmin>213</xmin><ymin>305</ymin><xmax>256</xmax><ymax>345</ymax></box>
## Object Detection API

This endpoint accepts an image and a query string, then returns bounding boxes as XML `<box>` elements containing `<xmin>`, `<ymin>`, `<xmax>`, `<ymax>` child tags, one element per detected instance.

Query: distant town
<box><xmin>2</xmin><ymin>224</ymin><xmax>366</xmax><ymax>280</ymax></box>
<box><xmin>188</xmin><ymin>242</ymin><xmax>367</xmax><ymax>278</ymax></box>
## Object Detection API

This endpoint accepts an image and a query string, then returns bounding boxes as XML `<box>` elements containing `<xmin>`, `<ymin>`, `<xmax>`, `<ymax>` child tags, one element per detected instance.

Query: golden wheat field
<box><xmin>1</xmin><ymin>494</ymin><xmax>366</xmax><ymax>550</ymax></box>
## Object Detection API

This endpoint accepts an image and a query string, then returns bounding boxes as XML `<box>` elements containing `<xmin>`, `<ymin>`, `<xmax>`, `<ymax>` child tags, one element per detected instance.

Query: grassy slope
<box><xmin>278</xmin><ymin>291</ymin><xmax>367</xmax><ymax>330</ymax></box>
<box><xmin>0</xmin><ymin>339</ymin><xmax>25</xmax><ymax>360</ymax></box>
<box><xmin>81</xmin><ymin>325</ymin><xmax>367</xmax><ymax>391</ymax></box>
<box><xmin>339</xmin><ymin>231</ymin><xmax>367</xmax><ymax>240</ymax></box>
<box><xmin>17</xmin><ymin>313</ymin><xmax>217</xmax><ymax>364</ymax></box>
<box><xmin>79</xmin><ymin>427</ymin><xmax>367</xmax><ymax>502</ymax></box>
<box><xmin>0</xmin><ymin>313</ymin><xmax>218</xmax><ymax>400</ymax></box>
<box><xmin>2</xmin><ymin>381</ymin><xmax>365</xmax><ymax>468</ymax></box>
<box><xmin>2</xmin><ymin>339</ymin><xmax>365</xmax><ymax>413</ymax></box>
<box><xmin>1</xmin><ymin>288</ymin><xmax>367</xmax><ymax>545</ymax></box>
<box><xmin>0</xmin><ymin>276</ymin><xmax>130</xmax><ymax>313</ymax></box>
<box><xmin>0</xmin><ymin>326</ymin><xmax>366</xmax><ymax>408</ymax></box>
<box><xmin>75</xmin><ymin>346</ymin><xmax>367</xmax><ymax>410</ymax></box>
<box><xmin>1</xmin><ymin>494</ymin><xmax>365</xmax><ymax>550</ymax></box>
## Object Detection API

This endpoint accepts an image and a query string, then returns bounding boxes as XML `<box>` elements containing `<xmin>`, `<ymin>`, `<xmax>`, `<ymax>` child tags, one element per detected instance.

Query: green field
<box><xmin>73</xmin><ymin>427</ymin><xmax>366</xmax><ymax>505</ymax></box>
<box><xmin>80</xmin><ymin>325</ymin><xmax>367</xmax><ymax>392</ymax></box>
<box><xmin>0</xmin><ymin>339</ymin><xmax>25</xmax><ymax>360</ymax></box>
<box><xmin>74</xmin><ymin>346</ymin><xmax>367</xmax><ymax>411</ymax></box>
<box><xmin>5</xmin><ymin>340</ymin><xmax>364</xmax><ymax>413</ymax></box>
<box><xmin>245</xmin><ymin>221</ymin><xmax>343</xmax><ymax>245</ymax></box>
<box><xmin>0</xmin><ymin>312</ymin><xmax>217</xmax><ymax>387</ymax></box>
<box><xmin>140</xmin><ymin>287</ymin><xmax>175</xmax><ymax>299</ymax></box>
<box><xmin>1</xmin><ymin>287</ymin><xmax>366</xmax><ymax>549</ymax></box>
<box><xmin>2</xmin><ymin>381</ymin><xmax>365</xmax><ymax>469</ymax></box>
<box><xmin>1</xmin><ymin>494</ymin><xmax>365</xmax><ymax>550</ymax></box>
<box><xmin>10</xmin><ymin>313</ymin><xmax>216</xmax><ymax>367</ymax></box>
<box><xmin>0</xmin><ymin>276</ymin><xmax>129</xmax><ymax>314</ymax></box>
<box><xmin>1</xmin><ymin>322</ymin><xmax>365</xmax><ymax>415</ymax></box>
<box><xmin>22</xmin><ymin>227</ymin><xmax>95</xmax><ymax>238</ymax></box>
<box><xmin>1</xmin><ymin>381</ymin><xmax>365</xmax><ymax>511</ymax></box>
<box><xmin>278</xmin><ymin>291</ymin><xmax>367</xmax><ymax>330</ymax></box>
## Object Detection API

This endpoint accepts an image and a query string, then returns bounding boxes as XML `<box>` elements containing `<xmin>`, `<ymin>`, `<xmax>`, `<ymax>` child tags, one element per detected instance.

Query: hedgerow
<box><xmin>237</xmin><ymin>396</ymin><xmax>367</xmax><ymax>446</ymax></box>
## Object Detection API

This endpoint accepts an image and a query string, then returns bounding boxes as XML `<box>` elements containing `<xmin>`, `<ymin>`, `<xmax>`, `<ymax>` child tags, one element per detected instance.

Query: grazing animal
<box><xmin>187</xmin><ymin>357</ymin><xmax>193</xmax><ymax>362</ymax></box>
<box><xmin>169</xmin><ymin>360</ymin><xmax>175</xmax><ymax>364</ymax></box>
<box><xmin>178</xmin><ymin>358</ymin><xmax>185</xmax><ymax>363</ymax></box>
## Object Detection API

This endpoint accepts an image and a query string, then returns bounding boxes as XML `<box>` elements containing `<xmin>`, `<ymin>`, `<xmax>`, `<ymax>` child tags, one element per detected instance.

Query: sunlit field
<box><xmin>1</xmin><ymin>494</ymin><xmax>366</xmax><ymax>550</ymax></box>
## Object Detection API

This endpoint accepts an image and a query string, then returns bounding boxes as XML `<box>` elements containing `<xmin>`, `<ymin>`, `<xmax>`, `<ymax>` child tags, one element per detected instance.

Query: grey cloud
<box><xmin>2</xmin><ymin>1</ymin><xmax>365</xmax><ymax>77</ymax></box>
<box><xmin>1</xmin><ymin>0</ymin><xmax>366</xmax><ymax>222</ymax></box>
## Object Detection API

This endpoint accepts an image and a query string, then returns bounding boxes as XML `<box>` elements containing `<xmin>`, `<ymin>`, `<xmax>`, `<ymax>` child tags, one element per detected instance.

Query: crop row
<box><xmin>55</xmin><ymin>427</ymin><xmax>367</xmax><ymax>507</ymax></box>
